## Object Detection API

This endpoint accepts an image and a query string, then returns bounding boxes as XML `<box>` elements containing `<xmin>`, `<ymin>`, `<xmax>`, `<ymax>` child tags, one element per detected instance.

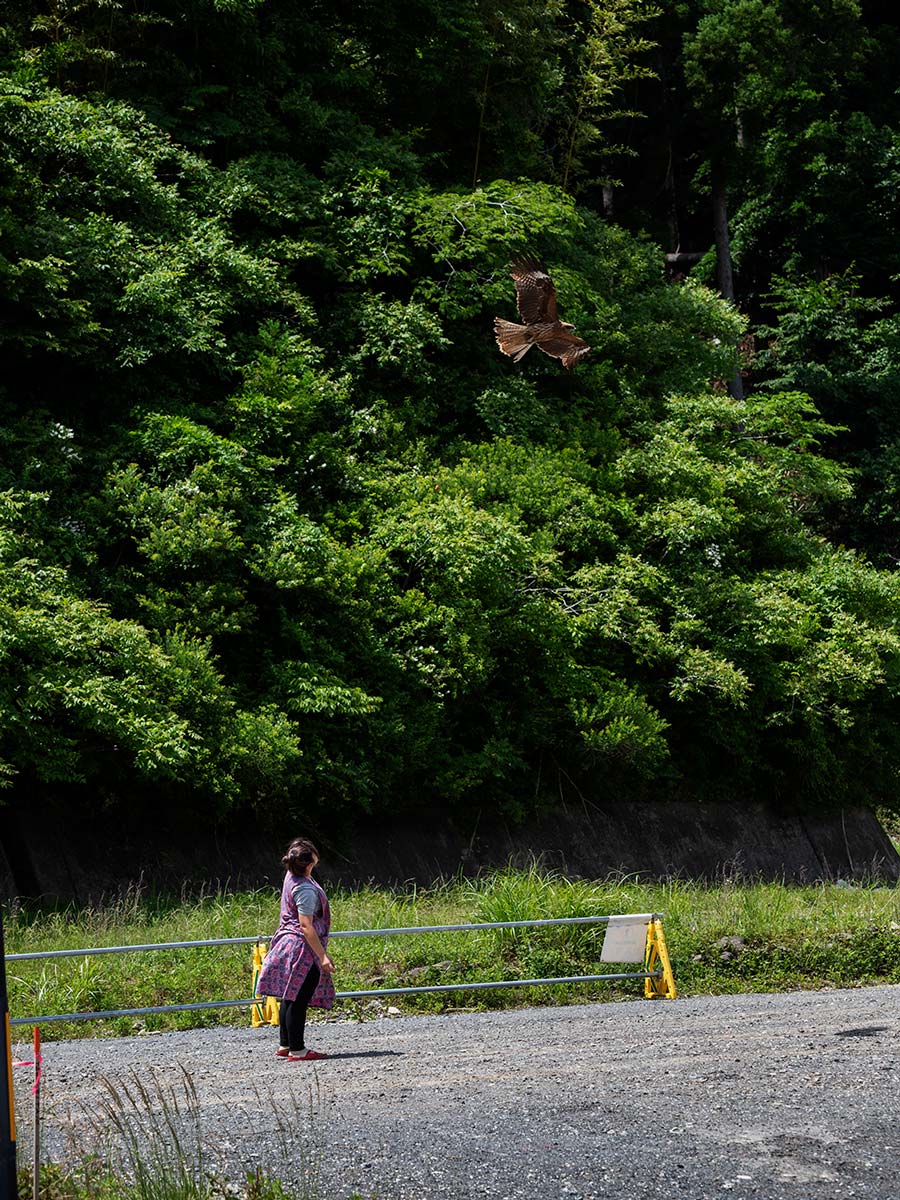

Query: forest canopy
<box><xmin>2</xmin><ymin>0</ymin><xmax>900</xmax><ymax>833</ymax></box>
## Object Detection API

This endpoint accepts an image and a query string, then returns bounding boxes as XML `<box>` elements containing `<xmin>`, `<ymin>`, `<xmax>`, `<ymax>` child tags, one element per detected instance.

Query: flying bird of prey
<box><xmin>494</xmin><ymin>259</ymin><xmax>591</xmax><ymax>370</ymax></box>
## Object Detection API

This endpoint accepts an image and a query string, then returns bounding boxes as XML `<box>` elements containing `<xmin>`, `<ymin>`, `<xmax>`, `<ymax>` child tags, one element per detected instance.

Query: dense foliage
<box><xmin>2</xmin><ymin>0</ymin><xmax>900</xmax><ymax>836</ymax></box>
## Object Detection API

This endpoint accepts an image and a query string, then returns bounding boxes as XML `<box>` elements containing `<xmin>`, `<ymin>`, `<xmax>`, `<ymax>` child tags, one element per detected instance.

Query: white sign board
<box><xmin>599</xmin><ymin>914</ymin><xmax>651</xmax><ymax>964</ymax></box>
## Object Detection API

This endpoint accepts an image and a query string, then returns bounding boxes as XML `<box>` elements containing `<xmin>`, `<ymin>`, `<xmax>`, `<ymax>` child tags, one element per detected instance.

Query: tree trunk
<box><xmin>601</xmin><ymin>183</ymin><xmax>615</xmax><ymax>216</ymax></box>
<box><xmin>711</xmin><ymin>160</ymin><xmax>735</xmax><ymax>300</ymax></box>
<box><xmin>711</xmin><ymin>159</ymin><xmax>744</xmax><ymax>401</ymax></box>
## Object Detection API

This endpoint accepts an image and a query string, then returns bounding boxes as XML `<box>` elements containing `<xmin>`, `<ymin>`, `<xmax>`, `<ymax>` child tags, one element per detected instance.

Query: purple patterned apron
<box><xmin>256</xmin><ymin>873</ymin><xmax>335</xmax><ymax>1009</ymax></box>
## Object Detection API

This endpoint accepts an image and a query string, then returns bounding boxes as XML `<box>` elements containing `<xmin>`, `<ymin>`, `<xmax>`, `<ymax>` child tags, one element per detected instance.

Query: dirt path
<box><xmin>19</xmin><ymin>984</ymin><xmax>900</xmax><ymax>1199</ymax></box>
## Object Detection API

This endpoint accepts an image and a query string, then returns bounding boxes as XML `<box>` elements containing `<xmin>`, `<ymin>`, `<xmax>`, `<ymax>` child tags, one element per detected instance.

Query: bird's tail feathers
<box><xmin>494</xmin><ymin>318</ymin><xmax>534</xmax><ymax>361</ymax></box>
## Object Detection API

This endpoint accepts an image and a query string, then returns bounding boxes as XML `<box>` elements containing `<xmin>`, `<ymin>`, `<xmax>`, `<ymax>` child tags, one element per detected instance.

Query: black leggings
<box><xmin>279</xmin><ymin>963</ymin><xmax>321</xmax><ymax>1052</ymax></box>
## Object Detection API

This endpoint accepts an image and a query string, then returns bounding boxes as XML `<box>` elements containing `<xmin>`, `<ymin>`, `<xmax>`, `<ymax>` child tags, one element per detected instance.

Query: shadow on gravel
<box><xmin>835</xmin><ymin>1025</ymin><xmax>890</xmax><ymax>1037</ymax></box>
<box><xmin>317</xmin><ymin>1050</ymin><xmax>406</xmax><ymax>1060</ymax></box>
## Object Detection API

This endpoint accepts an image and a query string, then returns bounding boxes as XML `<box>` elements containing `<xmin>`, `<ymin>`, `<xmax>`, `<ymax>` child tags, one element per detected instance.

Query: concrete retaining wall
<box><xmin>0</xmin><ymin>797</ymin><xmax>897</xmax><ymax>902</ymax></box>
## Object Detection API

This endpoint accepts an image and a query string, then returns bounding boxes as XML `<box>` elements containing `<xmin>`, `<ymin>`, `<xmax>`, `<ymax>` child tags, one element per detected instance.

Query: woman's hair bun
<box><xmin>282</xmin><ymin>837</ymin><xmax>318</xmax><ymax>873</ymax></box>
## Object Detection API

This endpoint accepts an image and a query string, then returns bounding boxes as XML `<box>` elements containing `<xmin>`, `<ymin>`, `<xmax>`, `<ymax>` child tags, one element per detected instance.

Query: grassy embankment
<box><xmin>5</xmin><ymin>866</ymin><xmax>900</xmax><ymax>1041</ymax></box>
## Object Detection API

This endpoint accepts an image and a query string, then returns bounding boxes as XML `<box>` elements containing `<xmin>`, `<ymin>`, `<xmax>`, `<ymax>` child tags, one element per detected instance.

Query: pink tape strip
<box><xmin>12</xmin><ymin>1051</ymin><xmax>42</xmax><ymax>1094</ymax></box>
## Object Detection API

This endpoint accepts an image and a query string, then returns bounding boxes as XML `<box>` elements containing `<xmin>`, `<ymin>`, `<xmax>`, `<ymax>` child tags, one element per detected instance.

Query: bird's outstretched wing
<box><xmin>509</xmin><ymin>258</ymin><xmax>558</xmax><ymax>325</ymax></box>
<box><xmin>535</xmin><ymin>331</ymin><xmax>591</xmax><ymax>370</ymax></box>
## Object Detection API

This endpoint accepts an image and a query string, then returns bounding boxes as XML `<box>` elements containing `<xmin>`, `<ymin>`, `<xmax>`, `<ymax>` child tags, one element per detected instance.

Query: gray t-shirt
<box><xmin>291</xmin><ymin>878</ymin><xmax>320</xmax><ymax>917</ymax></box>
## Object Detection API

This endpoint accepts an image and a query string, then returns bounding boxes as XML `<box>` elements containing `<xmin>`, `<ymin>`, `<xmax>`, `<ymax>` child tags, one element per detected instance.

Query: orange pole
<box><xmin>32</xmin><ymin>1028</ymin><xmax>40</xmax><ymax>1200</ymax></box>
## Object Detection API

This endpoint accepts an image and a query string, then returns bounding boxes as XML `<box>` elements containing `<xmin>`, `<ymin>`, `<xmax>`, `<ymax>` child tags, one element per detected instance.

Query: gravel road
<box><xmin>17</xmin><ymin>984</ymin><xmax>900</xmax><ymax>1200</ymax></box>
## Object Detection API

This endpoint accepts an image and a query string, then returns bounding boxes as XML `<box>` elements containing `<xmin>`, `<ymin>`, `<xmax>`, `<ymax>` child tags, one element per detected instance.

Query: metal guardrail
<box><xmin>7</xmin><ymin>913</ymin><xmax>664</xmax><ymax>1026</ymax></box>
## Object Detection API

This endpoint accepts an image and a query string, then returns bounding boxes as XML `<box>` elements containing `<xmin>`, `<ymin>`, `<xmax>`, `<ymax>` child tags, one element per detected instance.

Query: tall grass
<box><xmin>5</xmin><ymin>867</ymin><xmax>900</xmax><ymax>1039</ymax></box>
<box><xmin>15</xmin><ymin>1064</ymin><xmax>331</xmax><ymax>1200</ymax></box>
<box><xmin>92</xmin><ymin>1069</ymin><xmax>208</xmax><ymax>1200</ymax></box>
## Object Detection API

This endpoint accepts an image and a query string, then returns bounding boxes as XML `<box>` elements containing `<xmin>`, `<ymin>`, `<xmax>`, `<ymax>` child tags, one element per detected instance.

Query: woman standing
<box><xmin>256</xmin><ymin>837</ymin><xmax>335</xmax><ymax>1061</ymax></box>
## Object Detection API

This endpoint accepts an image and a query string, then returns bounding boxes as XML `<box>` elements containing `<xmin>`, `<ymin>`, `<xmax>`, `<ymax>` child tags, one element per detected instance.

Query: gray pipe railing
<box><xmin>7</xmin><ymin>913</ymin><xmax>660</xmax><ymax>1026</ymax></box>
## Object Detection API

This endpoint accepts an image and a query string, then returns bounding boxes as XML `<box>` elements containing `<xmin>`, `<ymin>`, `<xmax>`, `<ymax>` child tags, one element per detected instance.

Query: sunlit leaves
<box><xmin>351</xmin><ymin>295</ymin><xmax>449</xmax><ymax>380</ymax></box>
<box><xmin>0</xmin><ymin>491</ymin><xmax>299</xmax><ymax>802</ymax></box>
<box><xmin>0</xmin><ymin>83</ymin><xmax>300</xmax><ymax>373</ymax></box>
<box><xmin>558</xmin><ymin>0</ymin><xmax>660</xmax><ymax>193</ymax></box>
<box><xmin>321</xmin><ymin>169</ymin><xmax>414</xmax><ymax>282</ymax></box>
<box><xmin>570</xmin><ymin>678</ymin><xmax>669</xmax><ymax>770</ymax></box>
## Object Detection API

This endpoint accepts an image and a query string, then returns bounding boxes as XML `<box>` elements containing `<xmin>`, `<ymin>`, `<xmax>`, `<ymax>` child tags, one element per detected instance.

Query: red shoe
<box><xmin>275</xmin><ymin>1048</ymin><xmax>290</xmax><ymax>1058</ymax></box>
<box><xmin>287</xmin><ymin>1049</ymin><xmax>328</xmax><ymax>1061</ymax></box>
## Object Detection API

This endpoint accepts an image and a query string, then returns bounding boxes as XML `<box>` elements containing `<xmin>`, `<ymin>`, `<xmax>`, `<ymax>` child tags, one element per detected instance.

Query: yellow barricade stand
<box><xmin>644</xmin><ymin>917</ymin><xmax>677</xmax><ymax>999</ymax></box>
<box><xmin>250</xmin><ymin>942</ymin><xmax>280</xmax><ymax>1027</ymax></box>
<box><xmin>599</xmin><ymin>912</ymin><xmax>677</xmax><ymax>998</ymax></box>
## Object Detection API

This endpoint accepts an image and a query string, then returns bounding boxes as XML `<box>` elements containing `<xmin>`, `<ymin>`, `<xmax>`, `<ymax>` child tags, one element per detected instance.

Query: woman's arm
<box><xmin>298</xmin><ymin>914</ymin><xmax>334</xmax><ymax>974</ymax></box>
